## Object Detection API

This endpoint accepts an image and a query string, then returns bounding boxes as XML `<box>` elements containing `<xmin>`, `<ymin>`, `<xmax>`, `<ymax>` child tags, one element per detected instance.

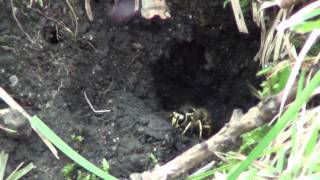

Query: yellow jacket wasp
<box><xmin>169</xmin><ymin>106</ymin><xmax>212</xmax><ymax>138</ymax></box>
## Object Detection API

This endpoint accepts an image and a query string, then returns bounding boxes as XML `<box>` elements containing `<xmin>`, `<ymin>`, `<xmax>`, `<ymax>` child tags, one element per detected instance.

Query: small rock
<box><xmin>9</xmin><ymin>75</ymin><xmax>18</xmax><ymax>87</ymax></box>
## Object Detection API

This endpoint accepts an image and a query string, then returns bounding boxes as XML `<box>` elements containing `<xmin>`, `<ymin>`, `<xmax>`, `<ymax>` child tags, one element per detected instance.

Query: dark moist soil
<box><xmin>0</xmin><ymin>0</ymin><xmax>261</xmax><ymax>179</ymax></box>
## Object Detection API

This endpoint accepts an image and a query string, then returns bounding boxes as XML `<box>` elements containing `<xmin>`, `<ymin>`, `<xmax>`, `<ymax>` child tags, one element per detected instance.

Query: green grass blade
<box><xmin>304</xmin><ymin>119</ymin><xmax>320</xmax><ymax>156</ymax></box>
<box><xmin>292</xmin><ymin>118</ymin><xmax>320</xmax><ymax>176</ymax></box>
<box><xmin>6</xmin><ymin>163</ymin><xmax>35</xmax><ymax>180</ymax></box>
<box><xmin>256</xmin><ymin>66</ymin><xmax>273</xmax><ymax>76</ymax></box>
<box><xmin>0</xmin><ymin>151</ymin><xmax>9</xmax><ymax>180</ymax></box>
<box><xmin>290</xmin><ymin>121</ymin><xmax>298</xmax><ymax>158</ymax></box>
<box><xmin>287</xmin><ymin>68</ymin><xmax>306</xmax><ymax>163</ymax></box>
<box><xmin>297</xmin><ymin>69</ymin><xmax>306</xmax><ymax>97</ymax></box>
<box><xmin>227</xmin><ymin>70</ymin><xmax>320</xmax><ymax>180</ymax></box>
<box><xmin>306</xmin><ymin>141</ymin><xmax>320</xmax><ymax>174</ymax></box>
<box><xmin>300</xmin><ymin>8</ymin><xmax>320</xmax><ymax>22</ymax></box>
<box><xmin>275</xmin><ymin>148</ymin><xmax>286</xmax><ymax>172</ymax></box>
<box><xmin>292</xmin><ymin>19</ymin><xmax>320</xmax><ymax>33</ymax></box>
<box><xmin>30</xmin><ymin>116</ymin><xmax>117</xmax><ymax>180</ymax></box>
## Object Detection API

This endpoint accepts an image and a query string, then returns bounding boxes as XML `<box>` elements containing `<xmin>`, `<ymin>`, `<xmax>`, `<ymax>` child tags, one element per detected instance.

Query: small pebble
<box><xmin>9</xmin><ymin>75</ymin><xmax>18</xmax><ymax>87</ymax></box>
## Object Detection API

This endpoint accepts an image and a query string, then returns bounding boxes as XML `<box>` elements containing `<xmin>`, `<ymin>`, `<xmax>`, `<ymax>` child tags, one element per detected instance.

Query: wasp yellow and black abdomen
<box><xmin>168</xmin><ymin>106</ymin><xmax>213</xmax><ymax>139</ymax></box>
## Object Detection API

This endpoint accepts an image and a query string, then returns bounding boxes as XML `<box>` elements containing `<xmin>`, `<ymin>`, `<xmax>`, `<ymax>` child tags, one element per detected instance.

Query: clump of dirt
<box><xmin>0</xmin><ymin>0</ymin><xmax>261</xmax><ymax>178</ymax></box>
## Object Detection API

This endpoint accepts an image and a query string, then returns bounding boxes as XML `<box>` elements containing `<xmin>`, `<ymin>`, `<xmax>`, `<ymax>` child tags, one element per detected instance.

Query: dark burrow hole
<box><xmin>152</xmin><ymin>34</ymin><xmax>262</xmax><ymax>136</ymax></box>
<box><xmin>42</xmin><ymin>25</ymin><xmax>63</xmax><ymax>44</ymax></box>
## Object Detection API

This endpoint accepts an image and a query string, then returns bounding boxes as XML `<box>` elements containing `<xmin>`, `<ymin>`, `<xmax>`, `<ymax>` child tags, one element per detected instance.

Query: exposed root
<box><xmin>10</xmin><ymin>0</ymin><xmax>43</xmax><ymax>49</ymax></box>
<box><xmin>83</xmin><ymin>91</ymin><xmax>111</xmax><ymax>113</ymax></box>
<box><xmin>65</xmin><ymin>0</ymin><xmax>78</xmax><ymax>38</ymax></box>
<box><xmin>30</xmin><ymin>7</ymin><xmax>74</xmax><ymax>36</ymax></box>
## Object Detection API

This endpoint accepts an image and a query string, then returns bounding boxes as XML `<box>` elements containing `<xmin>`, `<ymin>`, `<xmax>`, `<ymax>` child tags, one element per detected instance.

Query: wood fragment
<box><xmin>85</xmin><ymin>0</ymin><xmax>94</xmax><ymax>21</ymax></box>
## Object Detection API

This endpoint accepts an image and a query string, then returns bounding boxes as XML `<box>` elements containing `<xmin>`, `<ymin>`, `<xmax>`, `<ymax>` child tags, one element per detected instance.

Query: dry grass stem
<box><xmin>230</xmin><ymin>0</ymin><xmax>249</xmax><ymax>33</ymax></box>
<box><xmin>83</xmin><ymin>91</ymin><xmax>111</xmax><ymax>113</ymax></box>
<box><xmin>85</xmin><ymin>0</ymin><xmax>94</xmax><ymax>21</ymax></box>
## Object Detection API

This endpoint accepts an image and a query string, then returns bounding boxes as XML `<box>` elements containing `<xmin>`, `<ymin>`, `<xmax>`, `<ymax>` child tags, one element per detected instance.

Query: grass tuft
<box><xmin>0</xmin><ymin>151</ymin><xmax>35</xmax><ymax>180</ymax></box>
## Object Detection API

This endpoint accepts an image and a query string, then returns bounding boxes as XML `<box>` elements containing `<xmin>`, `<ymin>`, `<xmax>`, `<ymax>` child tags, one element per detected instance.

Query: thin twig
<box><xmin>30</xmin><ymin>7</ymin><xmax>74</xmax><ymax>35</ymax></box>
<box><xmin>65</xmin><ymin>0</ymin><xmax>78</xmax><ymax>37</ymax></box>
<box><xmin>0</xmin><ymin>123</ymin><xmax>18</xmax><ymax>134</ymax></box>
<box><xmin>84</xmin><ymin>91</ymin><xmax>111</xmax><ymax>113</ymax></box>
<box><xmin>85</xmin><ymin>0</ymin><xmax>94</xmax><ymax>21</ymax></box>
<box><xmin>10</xmin><ymin>0</ymin><xmax>43</xmax><ymax>49</ymax></box>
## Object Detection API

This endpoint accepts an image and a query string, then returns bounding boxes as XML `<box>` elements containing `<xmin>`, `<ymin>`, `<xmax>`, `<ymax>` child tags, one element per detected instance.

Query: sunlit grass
<box><xmin>188</xmin><ymin>1</ymin><xmax>320</xmax><ymax>179</ymax></box>
<box><xmin>228</xmin><ymin>70</ymin><xmax>320</xmax><ymax>179</ymax></box>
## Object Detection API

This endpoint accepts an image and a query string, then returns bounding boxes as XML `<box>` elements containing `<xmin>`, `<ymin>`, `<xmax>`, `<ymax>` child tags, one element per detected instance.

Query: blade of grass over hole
<box><xmin>0</xmin><ymin>151</ymin><xmax>9</xmax><ymax>180</ymax></box>
<box><xmin>227</xmin><ymin>70</ymin><xmax>320</xmax><ymax>180</ymax></box>
<box><xmin>6</xmin><ymin>163</ymin><xmax>35</xmax><ymax>180</ymax></box>
<box><xmin>29</xmin><ymin>116</ymin><xmax>117</xmax><ymax>180</ymax></box>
